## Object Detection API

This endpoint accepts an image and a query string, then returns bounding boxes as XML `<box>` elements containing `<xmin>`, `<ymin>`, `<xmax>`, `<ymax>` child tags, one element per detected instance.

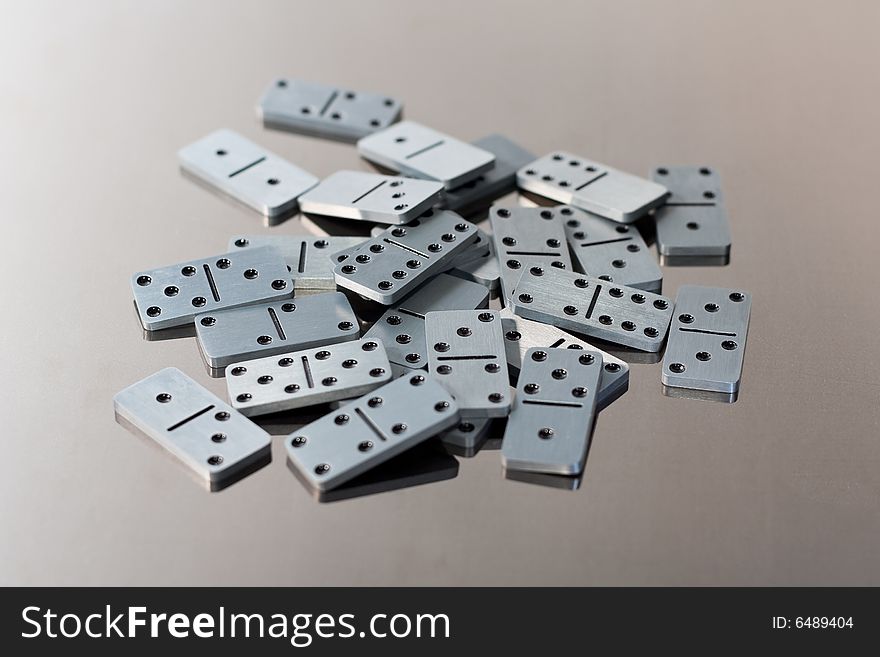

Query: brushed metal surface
<box><xmin>363</xmin><ymin>274</ymin><xmax>489</xmax><ymax>371</ymax></box>
<box><xmin>299</xmin><ymin>170</ymin><xmax>443</xmax><ymax>224</ymax></box>
<box><xmin>195</xmin><ymin>292</ymin><xmax>359</xmax><ymax>369</ymax></box>
<box><xmin>652</xmin><ymin>166</ymin><xmax>731</xmax><ymax>263</ymax></box>
<box><xmin>510</xmin><ymin>267</ymin><xmax>674</xmax><ymax>351</ymax></box>
<box><xmin>333</xmin><ymin>210</ymin><xmax>479</xmax><ymax>304</ymax></box>
<box><xmin>517</xmin><ymin>151</ymin><xmax>669</xmax><ymax>223</ymax></box>
<box><xmin>178</xmin><ymin>129</ymin><xmax>319</xmax><ymax>217</ymax></box>
<box><xmin>489</xmin><ymin>205</ymin><xmax>572</xmax><ymax>304</ymax></box>
<box><xmin>560</xmin><ymin>205</ymin><xmax>663</xmax><ymax>292</ymax></box>
<box><xmin>501</xmin><ymin>348</ymin><xmax>602</xmax><ymax>475</ymax></box>
<box><xmin>499</xmin><ymin>310</ymin><xmax>629</xmax><ymax>410</ymax></box>
<box><xmin>441</xmin><ymin>134</ymin><xmax>535</xmax><ymax>214</ymax></box>
<box><xmin>227</xmin><ymin>234</ymin><xmax>365</xmax><ymax>289</ymax></box>
<box><xmin>285</xmin><ymin>373</ymin><xmax>460</xmax><ymax>491</ymax></box>
<box><xmin>358</xmin><ymin>121</ymin><xmax>496</xmax><ymax>189</ymax></box>
<box><xmin>425</xmin><ymin>309</ymin><xmax>510</xmax><ymax>418</ymax></box>
<box><xmin>225</xmin><ymin>339</ymin><xmax>392</xmax><ymax>416</ymax></box>
<box><xmin>131</xmin><ymin>246</ymin><xmax>293</xmax><ymax>331</ymax></box>
<box><xmin>7</xmin><ymin>2</ymin><xmax>880</xmax><ymax>588</ymax></box>
<box><xmin>258</xmin><ymin>78</ymin><xmax>402</xmax><ymax>143</ymax></box>
<box><xmin>662</xmin><ymin>285</ymin><xmax>751</xmax><ymax>394</ymax></box>
<box><xmin>113</xmin><ymin>368</ymin><xmax>271</xmax><ymax>489</ymax></box>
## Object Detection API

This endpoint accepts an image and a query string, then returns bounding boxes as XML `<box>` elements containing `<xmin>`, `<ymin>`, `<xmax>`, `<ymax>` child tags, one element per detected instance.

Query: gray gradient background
<box><xmin>1</xmin><ymin>0</ymin><xmax>878</xmax><ymax>585</ymax></box>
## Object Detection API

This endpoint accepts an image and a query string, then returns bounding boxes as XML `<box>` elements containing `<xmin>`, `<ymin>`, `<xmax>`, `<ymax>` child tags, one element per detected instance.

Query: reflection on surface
<box><xmin>439</xmin><ymin>418</ymin><xmax>496</xmax><ymax>457</ymax></box>
<box><xmin>662</xmin><ymin>385</ymin><xmax>738</xmax><ymax>404</ymax></box>
<box><xmin>441</xmin><ymin>435</ymin><xmax>490</xmax><ymax>458</ymax></box>
<box><xmin>659</xmin><ymin>254</ymin><xmax>730</xmax><ymax>267</ymax></box>
<box><xmin>136</xmin><ymin>301</ymin><xmax>197</xmax><ymax>341</ymax></box>
<box><xmin>503</xmin><ymin>468</ymin><xmax>583</xmax><ymax>490</ymax></box>
<box><xmin>180</xmin><ymin>168</ymin><xmax>296</xmax><ymax>226</ymax></box>
<box><xmin>209</xmin><ymin>451</ymin><xmax>273</xmax><ymax>492</ymax></box>
<box><xmin>287</xmin><ymin>441</ymin><xmax>460</xmax><ymax>503</ymax></box>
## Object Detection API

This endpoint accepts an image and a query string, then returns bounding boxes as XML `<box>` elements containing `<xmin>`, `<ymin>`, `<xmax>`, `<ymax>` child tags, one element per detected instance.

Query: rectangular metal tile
<box><xmin>258</xmin><ymin>78</ymin><xmax>402</xmax><ymax>143</ymax></box>
<box><xmin>489</xmin><ymin>205</ymin><xmax>572</xmax><ymax>305</ymax></box>
<box><xmin>501</xmin><ymin>348</ymin><xmax>602</xmax><ymax>476</ymax></box>
<box><xmin>285</xmin><ymin>373</ymin><xmax>460</xmax><ymax>491</ymax></box>
<box><xmin>662</xmin><ymin>285</ymin><xmax>751</xmax><ymax>394</ymax></box>
<box><xmin>113</xmin><ymin>368</ymin><xmax>271</xmax><ymax>488</ymax></box>
<box><xmin>425</xmin><ymin>309</ymin><xmax>510</xmax><ymax>418</ymax></box>
<box><xmin>226</xmin><ymin>339</ymin><xmax>392</xmax><ymax>416</ymax></box>
<box><xmin>131</xmin><ymin>246</ymin><xmax>293</xmax><ymax>331</ymax></box>
<box><xmin>333</xmin><ymin>210</ymin><xmax>479</xmax><ymax>304</ymax></box>
<box><xmin>651</xmin><ymin>165</ymin><xmax>731</xmax><ymax>263</ymax></box>
<box><xmin>509</xmin><ymin>267</ymin><xmax>674</xmax><ymax>352</ymax></box>
<box><xmin>517</xmin><ymin>151</ymin><xmax>668</xmax><ymax>223</ymax></box>
<box><xmin>560</xmin><ymin>205</ymin><xmax>662</xmax><ymax>292</ymax></box>
<box><xmin>195</xmin><ymin>292</ymin><xmax>359</xmax><ymax>370</ymax></box>
<box><xmin>178</xmin><ymin>129</ymin><xmax>318</xmax><ymax>217</ymax></box>
<box><xmin>299</xmin><ymin>170</ymin><xmax>444</xmax><ymax>224</ymax></box>
<box><xmin>358</xmin><ymin>121</ymin><xmax>496</xmax><ymax>189</ymax></box>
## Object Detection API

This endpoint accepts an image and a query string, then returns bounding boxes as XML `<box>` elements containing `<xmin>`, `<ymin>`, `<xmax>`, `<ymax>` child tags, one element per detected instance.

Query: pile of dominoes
<box><xmin>114</xmin><ymin>79</ymin><xmax>751</xmax><ymax>496</ymax></box>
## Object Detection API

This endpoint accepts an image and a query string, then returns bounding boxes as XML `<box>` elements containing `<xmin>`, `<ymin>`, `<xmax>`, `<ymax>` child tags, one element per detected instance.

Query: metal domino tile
<box><xmin>489</xmin><ymin>205</ymin><xmax>572</xmax><ymax>305</ymax></box>
<box><xmin>358</xmin><ymin>121</ymin><xmax>496</xmax><ymax>189</ymax></box>
<box><xmin>651</xmin><ymin>165</ymin><xmax>731</xmax><ymax>263</ymax></box>
<box><xmin>258</xmin><ymin>78</ymin><xmax>402</xmax><ymax>143</ymax></box>
<box><xmin>195</xmin><ymin>291</ymin><xmax>360</xmax><ymax>370</ymax></box>
<box><xmin>517</xmin><ymin>151</ymin><xmax>668</xmax><ymax>223</ymax></box>
<box><xmin>178</xmin><ymin>129</ymin><xmax>319</xmax><ymax>217</ymax></box>
<box><xmin>425</xmin><ymin>309</ymin><xmax>510</xmax><ymax>418</ymax></box>
<box><xmin>226</xmin><ymin>339</ymin><xmax>392</xmax><ymax>416</ymax></box>
<box><xmin>662</xmin><ymin>285</ymin><xmax>751</xmax><ymax>394</ymax></box>
<box><xmin>285</xmin><ymin>373</ymin><xmax>461</xmax><ymax>491</ymax></box>
<box><xmin>510</xmin><ymin>267</ymin><xmax>674</xmax><ymax>352</ymax></box>
<box><xmin>299</xmin><ymin>170</ymin><xmax>444</xmax><ymax>224</ymax></box>
<box><xmin>501</xmin><ymin>347</ymin><xmax>603</xmax><ymax>476</ymax></box>
<box><xmin>131</xmin><ymin>246</ymin><xmax>293</xmax><ymax>331</ymax></box>
<box><xmin>559</xmin><ymin>205</ymin><xmax>663</xmax><ymax>292</ymax></box>
<box><xmin>333</xmin><ymin>210</ymin><xmax>480</xmax><ymax>304</ymax></box>
<box><xmin>371</xmin><ymin>220</ymin><xmax>493</xmax><ymax>271</ymax></box>
<box><xmin>113</xmin><ymin>367</ymin><xmax>271</xmax><ymax>488</ymax></box>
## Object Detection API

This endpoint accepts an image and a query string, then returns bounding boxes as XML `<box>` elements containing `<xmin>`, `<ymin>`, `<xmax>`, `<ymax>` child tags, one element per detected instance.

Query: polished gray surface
<box><xmin>1</xmin><ymin>0</ymin><xmax>878</xmax><ymax>585</ymax></box>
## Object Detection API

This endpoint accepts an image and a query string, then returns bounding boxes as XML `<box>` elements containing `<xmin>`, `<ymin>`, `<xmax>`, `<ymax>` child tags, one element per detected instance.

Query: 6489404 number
<box><xmin>796</xmin><ymin>617</ymin><xmax>853</xmax><ymax>629</ymax></box>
